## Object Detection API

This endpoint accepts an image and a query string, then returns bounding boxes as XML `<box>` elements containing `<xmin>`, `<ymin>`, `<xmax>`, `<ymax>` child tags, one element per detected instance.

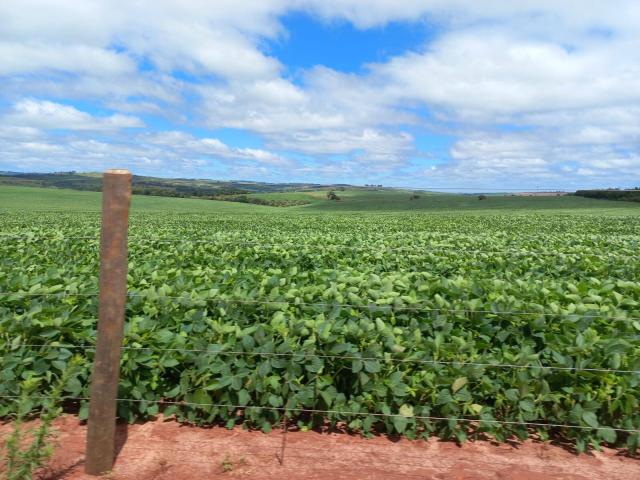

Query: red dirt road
<box><xmin>2</xmin><ymin>415</ymin><xmax>639</xmax><ymax>480</ymax></box>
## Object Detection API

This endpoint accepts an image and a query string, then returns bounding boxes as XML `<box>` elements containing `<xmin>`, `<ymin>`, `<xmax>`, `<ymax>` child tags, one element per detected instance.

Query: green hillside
<box><xmin>1</xmin><ymin>185</ymin><xmax>639</xmax><ymax>215</ymax></box>
<box><xmin>0</xmin><ymin>171</ymin><xmax>326</xmax><ymax>198</ymax></box>
<box><xmin>240</xmin><ymin>188</ymin><xmax>640</xmax><ymax>214</ymax></box>
<box><xmin>0</xmin><ymin>185</ymin><xmax>277</xmax><ymax>214</ymax></box>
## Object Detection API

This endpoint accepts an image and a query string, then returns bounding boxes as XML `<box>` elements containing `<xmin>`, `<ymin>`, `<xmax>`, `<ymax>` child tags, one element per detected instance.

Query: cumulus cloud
<box><xmin>197</xmin><ymin>67</ymin><xmax>415</xmax><ymax>164</ymax></box>
<box><xmin>0</xmin><ymin>129</ymin><xmax>297</xmax><ymax>178</ymax></box>
<box><xmin>141</xmin><ymin>131</ymin><xmax>295</xmax><ymax>167</ymax></box>
<box><xmin>0</xmin><ymin>0</ymin><xmax>639</xmax><ymax>185</ymax></box>
<box><xmin>371</xmin><ymin>31</ymin><xmax>640</xmax><ymax>121</ymax></box>
<box><xmin>4</xmin><ymin>99</ymin><xmax>144</xmax><ymax>130</ymax></box>
<box><xmin>300</xmin><ymin>0</ymin><xmax>640</xmax><ymax>37</ymax></box>
<box><xmin>436</xmin><ymin>131</ymin><xmax>640</xmax><ymax>188</ymax></box>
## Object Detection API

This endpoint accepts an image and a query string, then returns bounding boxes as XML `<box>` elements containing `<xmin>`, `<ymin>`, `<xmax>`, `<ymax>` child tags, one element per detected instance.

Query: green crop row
<box><xmin>1</xmin><ymin>212</ymin><xmax>639</xmax><ymax>453</ymax></box>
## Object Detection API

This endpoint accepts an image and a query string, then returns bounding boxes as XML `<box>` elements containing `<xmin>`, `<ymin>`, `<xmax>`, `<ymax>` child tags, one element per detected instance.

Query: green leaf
<box><xmin>65</xmin><ymin>377</ymin><xmax>82</xmax><ymax>395</ymax></box>
<box><xmin>305</xmin><ymin>356</ymin><xmax>324</xmax><ymax>373</ymax></box>
<box><xmin>192</xmin><ymin>389</ymin><xmax>212</xmax><ymax>407</ymax></box>
<box><xmin>320</xmin><ymin>388</ymin><xmax>336</xmax><ymax>407</ymax></box>
<box><xmin>455</xmin><ymin>429</ymin><xmax>467</xmax><ymax>444</ymax></box>
<box><xmin>399</xmin><ymin>404</ymin><xmax>414</xmax><ymax>418</ymax></box>
<box><xmin>52</xmin><ymin>360</ymin><xmax>66</xmax><ymax>371</ymax></box>
<box><xmin>598</xmin><ymin>427</ymin><xmax>616</xmax><ymax>444</ymax></box>
<box><xmin>165</xmin><ymin>385</ymin><xmax>180</xmax><ymax>398</ymax></box>
<box><xmin>161</xmin><ymin>358</ymin><xmax>180</xmax><ymax>368</ymax></box>
<box><xmin>452</xmin><ymin>377</ymin><xmax>468</xmax><ymax>393</ymax></box>
<box><xmin>238</xmin><ymin>389</ymin><xmax>250</xmax><ymax>406</ymax></box>
<box><xmin>505</xmin><ymin>389</ymin><xmax>520</xmax><ymax>402</ymax></box>
<box><xmin>258</xmin><ymin>361</ymin><xmax>271</xmax><ymax>376</ymax></box>
<box><xmin>363</xmin><ymin>359</ymin><xmax>381</xmax><ymax>373</ymax></box>
<box><xmin>519</xmin><ymin>399</ymin><xmax>535</xmax><ymax>413</ymax></box>
<box><xmin>582</xmin><ymin>412</ymin><xmax>599</xmax><ymax>428</ymax></box>
<box><xmin>78</xmin><ymin>402</ymin><xmax>89</xmax><ymax>421</ymax></box>
<box><xmin>163</xmin><ymin>405</ymin><xmax>178</xmax><ymax>417</ymax></box>
<box><xmin>351</xmin><ymin>359</ymin><xmax>363</xmax><ymax>373</ymax></box>
<box><xmin>392</xmin><ymin>415</ymin><xmax>408</xmax><ymax>433</ymax></box>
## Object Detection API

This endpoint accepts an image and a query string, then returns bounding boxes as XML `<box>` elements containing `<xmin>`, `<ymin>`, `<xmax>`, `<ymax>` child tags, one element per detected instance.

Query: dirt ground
<box><xmin>2</xmin><ymin>415</ymin><xmax>639</xmax><ymax>480</ymax></box>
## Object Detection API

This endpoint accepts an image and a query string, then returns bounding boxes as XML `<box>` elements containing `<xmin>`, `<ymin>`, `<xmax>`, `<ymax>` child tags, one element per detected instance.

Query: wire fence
<box><xmin>4</xmin><ymin>342</ymin><xmax>640</xmax><ymax>375</ymax></box>
<box><xmin>2</xmin><ymin>217</ymin><xmax>640</xmax><ymax>476</ymax></box>
<box><xmin>1</xmin><ymin>395</ymin><xmax>638</xmax><ymax>434</ymax></box>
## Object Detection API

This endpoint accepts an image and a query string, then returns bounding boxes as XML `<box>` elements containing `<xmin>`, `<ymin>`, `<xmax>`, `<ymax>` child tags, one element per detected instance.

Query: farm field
<box><xmin>3</xmin><ymin>184</ymin><xmax>640</xmax><ymax>214</ymax></box>
<box><xmin>240</xmin><ymin>188</ymin><xmax>640</xmax><ymax>213</ymax></box>
<box><xmin>1</xmin><ymin>185</ymin><xmax>640</xmax><ymax>465</ymax></box>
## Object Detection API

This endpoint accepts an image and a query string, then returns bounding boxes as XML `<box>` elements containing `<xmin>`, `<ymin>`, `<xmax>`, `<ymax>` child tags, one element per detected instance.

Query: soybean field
<box><xmin>1</xmin><ymin>187</ymin><xmax>640</xmax><ymax>454</ymax></box>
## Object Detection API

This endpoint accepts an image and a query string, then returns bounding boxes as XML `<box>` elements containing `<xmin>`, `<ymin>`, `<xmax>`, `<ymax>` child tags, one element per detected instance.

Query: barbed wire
<box><xmin>2</xmin><ymin>290</ymin><xmax>640</xmax><ymax>322</ymax></box>
<box><xmin>5</xmin><ymin>342</ymin><xmax>639</xmax><ymax>375</ymax></box>
<box><xmin>1</xmin><ymin>395</ymin><xmax>638</xmax><ymax>433</ymax></box>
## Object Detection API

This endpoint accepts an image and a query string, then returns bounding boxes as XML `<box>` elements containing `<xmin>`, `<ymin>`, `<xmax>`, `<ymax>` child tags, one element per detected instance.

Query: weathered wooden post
<box><xmin>85</xmin><ymin>169</ymin><xmax>132</xmax><ymax>475</ymax></box>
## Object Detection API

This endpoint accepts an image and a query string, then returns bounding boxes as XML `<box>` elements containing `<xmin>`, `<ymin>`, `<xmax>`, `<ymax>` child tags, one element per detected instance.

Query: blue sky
<box><xmin>1</xmin><ymin>1</ymin><xmax>639</xmax><ymax>189</ymax></box>
<box><xmin>268</xmin><ymin>13</ymin><xmax>434</xmax><ymax>74</ymax></box>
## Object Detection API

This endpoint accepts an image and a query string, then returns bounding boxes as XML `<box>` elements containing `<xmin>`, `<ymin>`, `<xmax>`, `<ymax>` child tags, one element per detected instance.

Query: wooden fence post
<box><xmin>85</xmin><ymin>169</ymin><xmax>132</xmax><ymax>475</ymax></box>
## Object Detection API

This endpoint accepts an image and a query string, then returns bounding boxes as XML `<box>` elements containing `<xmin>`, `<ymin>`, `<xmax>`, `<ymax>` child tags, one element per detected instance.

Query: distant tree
<box><xmin>410</xmin><ymin>193</ymin><xmax>420</xmax><ymax>200</ymax></box>
<box><xmin>327</xmin><ymin>190</ymin><xmax>340</xmax><ymax>201</ymax></box>
<box><xmin>478</xmin><ymin>194</ymin><xmax>487</xmax><ymax>200</ymax></box>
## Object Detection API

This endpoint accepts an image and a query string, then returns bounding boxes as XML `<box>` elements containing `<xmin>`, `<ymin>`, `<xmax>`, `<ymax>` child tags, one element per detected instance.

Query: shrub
<box><xmin>2</xmin><ymin>359</ymin><xmax>80</xmax><ymax>480</ymax></box>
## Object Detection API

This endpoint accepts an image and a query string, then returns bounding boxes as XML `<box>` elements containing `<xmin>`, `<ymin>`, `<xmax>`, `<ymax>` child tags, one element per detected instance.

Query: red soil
<box><xmin>2</xmin><ymin>415</ymin><xmax>639</xmax><ymax>480</ymax></box>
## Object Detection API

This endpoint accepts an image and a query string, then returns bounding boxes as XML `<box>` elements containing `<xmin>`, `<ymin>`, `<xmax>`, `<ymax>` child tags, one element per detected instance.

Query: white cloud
<box><xmin>430</xmin><ymin>130</ymin><xmax>640</xmax><ymax>188</ymax></box>
<box><xmin>0</xmin><ymin>129</ymin><xmax>297</xmax><ymax>178</ymax></box>
<box><xmin>0</xmin><ymin>125</ymin><xmax>43</xmax><ymax>141</ymax></box>
<box><xmin>269</xmin><ymin>128</ymin><xmax>413</xmax><ymax>159</ymax></box>
<box><xmin>1</xmin><ymin>1</ymin><xmax>639</xmax><ymax>185</ymax></box>
<box><xmin>371</xmin><ymin>32</ymin><xmax>640</xmax><ymax>120</ymax></box>
<box><xmin>197</xmin><ymin>67</ymin><xmax>415</xmax><ymax>165</ymax></box>
<box><xmin>140</xmin><ymin>131</ymin><xmax>295</xmax><ymax>166</ymax></box>
<box><xmin>143</xmin><ymin>131</ymin><xmax>296</xmax><ymax>169</ymax></box>
<box><xmin>0</xmin><ymin>42</ymin><xmax>136</xmax><ymax>77</ymax></box>
<box><xmin>301</xmin><ymin>0</ymin><xmax>640</xmax><ymax>36</ymax></box>
<box><xmin>4</xmin><ymin>99</ymin><xmax>144</xmax><ymax>130</ymax></box>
